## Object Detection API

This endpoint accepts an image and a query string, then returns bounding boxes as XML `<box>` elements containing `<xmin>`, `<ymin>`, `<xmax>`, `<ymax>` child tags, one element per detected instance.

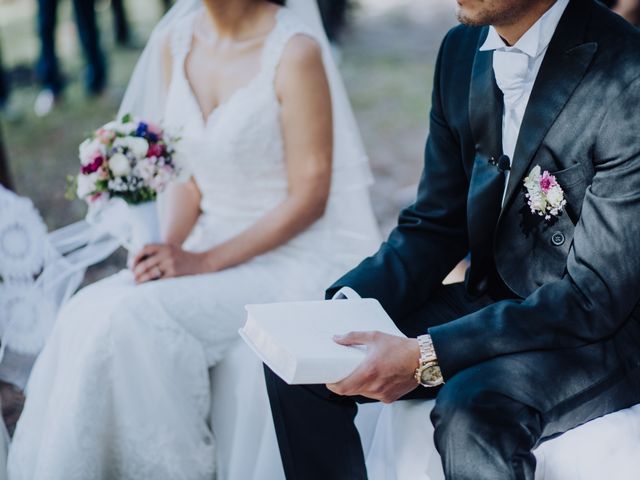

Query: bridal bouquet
<box><xmin>69</xmin><ymin>114</ymin><xmax>186</xmax><ymax>254</ymax></box>
<box><xmin>70</xmin><ymin>114</ymin><xmax>184</xmax><ymax>208</ymax></box>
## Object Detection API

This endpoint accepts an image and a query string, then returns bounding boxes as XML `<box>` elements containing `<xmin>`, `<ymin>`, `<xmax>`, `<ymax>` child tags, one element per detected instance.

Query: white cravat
<box><xmin>480</xmin><ymin>0</ymin><xmax>570</xmax><ymax>202</ymax></box>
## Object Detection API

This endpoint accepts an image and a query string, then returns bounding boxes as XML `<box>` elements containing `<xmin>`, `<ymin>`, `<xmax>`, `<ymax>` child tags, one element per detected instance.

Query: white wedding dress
<box><xmin>7</xmin><ymin>8</ymin><xmax>380</xmax><ymax>480</ymax></box>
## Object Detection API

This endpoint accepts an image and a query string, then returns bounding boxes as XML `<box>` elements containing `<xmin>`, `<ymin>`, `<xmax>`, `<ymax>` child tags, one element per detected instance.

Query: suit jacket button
<box><xmin>551</xmin><ymin>232</ymin><xmax>565</xmax><ymax>246</ymax></box>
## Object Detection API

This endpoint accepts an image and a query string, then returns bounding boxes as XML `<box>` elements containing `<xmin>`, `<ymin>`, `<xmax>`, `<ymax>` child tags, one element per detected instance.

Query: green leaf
<box><xmin>65</xmin><ymin>175</ymin><xmax>78</xmax><ymax>201</ymax></box>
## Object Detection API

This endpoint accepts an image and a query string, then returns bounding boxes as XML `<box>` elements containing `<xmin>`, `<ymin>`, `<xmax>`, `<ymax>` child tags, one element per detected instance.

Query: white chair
<box><xmin>0</xmin><ymin>186</ymin><xmax>120</xmax><ymax>471</ymax></box>
<box><xmin>361</xmin><ymin>399</ymin><xmax>640</xmax><ymax>480</ymax></box>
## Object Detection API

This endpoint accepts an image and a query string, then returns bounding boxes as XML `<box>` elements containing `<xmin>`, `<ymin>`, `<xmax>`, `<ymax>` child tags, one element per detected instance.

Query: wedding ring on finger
<box><xmin>153</xmin><ymin>267</ymin><xmax>163</xmax><ymax>280</ymax></box>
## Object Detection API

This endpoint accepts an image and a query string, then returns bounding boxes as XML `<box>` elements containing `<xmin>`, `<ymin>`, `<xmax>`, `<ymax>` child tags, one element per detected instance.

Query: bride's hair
<box><xmin>267</xmin><ymin>0</ymin><xmax>286</xmax><ymax>4</ymax></box>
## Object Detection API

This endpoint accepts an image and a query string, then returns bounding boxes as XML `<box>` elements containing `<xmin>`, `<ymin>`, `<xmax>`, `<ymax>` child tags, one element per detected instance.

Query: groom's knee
<box><xmin>430</xmin><ymin>368</ymin><xmax>541</xmax><ymax>478</ymax></box>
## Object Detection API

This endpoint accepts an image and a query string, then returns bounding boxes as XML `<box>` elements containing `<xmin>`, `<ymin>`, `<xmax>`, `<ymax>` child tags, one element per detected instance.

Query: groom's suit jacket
<box><xmin>328</xmin><ymin>0</ymin><xmax>640</xmax><ymax>380</ymax></box>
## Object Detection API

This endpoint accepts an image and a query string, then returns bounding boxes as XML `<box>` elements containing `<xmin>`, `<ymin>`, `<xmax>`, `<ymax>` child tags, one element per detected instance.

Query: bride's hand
<box><xmin>132</xmin><ymin>244</ymin><xmax>208</xmax><ymax>283</ymax></box>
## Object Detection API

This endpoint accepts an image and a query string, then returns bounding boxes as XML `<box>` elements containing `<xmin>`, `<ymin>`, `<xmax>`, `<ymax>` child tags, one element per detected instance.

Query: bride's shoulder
<box><xmin>273</xmin><ymin>9</ymin><xmax>323</xmax><ymax>71</ymax></box>
<box><xmin>276</xmin><ymin>33</ymin><xmax>324</xmax><ymax>86</ymax></box>
<box><xmin>274</xmin><ymin>36</ymin><xmax>327</xmax><ymax>107</ymax></box>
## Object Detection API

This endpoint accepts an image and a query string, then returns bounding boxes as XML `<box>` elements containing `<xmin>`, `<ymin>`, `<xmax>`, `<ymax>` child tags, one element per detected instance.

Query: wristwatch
<box><xmin>414</xmin><ymin>334</ymin><xmax>444</xmax><ymax>387</ymax></box>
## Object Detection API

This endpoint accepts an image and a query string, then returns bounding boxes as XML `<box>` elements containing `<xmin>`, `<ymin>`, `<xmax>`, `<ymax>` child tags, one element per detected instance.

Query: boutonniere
<box><xmin>523</xmin><ymin>166</ymin><xmax>566</xmax><ymax>221</ymax></box>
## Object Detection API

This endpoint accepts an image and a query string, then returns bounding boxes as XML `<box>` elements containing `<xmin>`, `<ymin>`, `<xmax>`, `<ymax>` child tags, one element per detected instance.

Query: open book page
<box><xmin>240</xmin><ymin>299</ymin><xmax>405</xmax><ymax>384</ymax></box>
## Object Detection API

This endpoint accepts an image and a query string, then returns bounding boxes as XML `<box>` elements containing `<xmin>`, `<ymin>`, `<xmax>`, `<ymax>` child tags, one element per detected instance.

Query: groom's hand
<box><xmin>327</xmin><ymin>332</ymin><xmax>420</xmax><ymax>403</ymax></box>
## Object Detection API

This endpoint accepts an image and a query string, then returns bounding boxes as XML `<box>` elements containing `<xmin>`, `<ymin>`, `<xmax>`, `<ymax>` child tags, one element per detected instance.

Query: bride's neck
<box><xmin>202</xmin><ymin>0</ymin><xmax>266</xmax><ymax>39</ymax></box>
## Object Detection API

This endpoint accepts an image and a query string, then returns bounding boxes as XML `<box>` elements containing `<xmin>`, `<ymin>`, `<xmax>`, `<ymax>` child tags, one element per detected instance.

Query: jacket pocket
<box><xmin>551</xmin><ymin>164</ymin><xmax>587</xmax><ymax>224</ymax></box>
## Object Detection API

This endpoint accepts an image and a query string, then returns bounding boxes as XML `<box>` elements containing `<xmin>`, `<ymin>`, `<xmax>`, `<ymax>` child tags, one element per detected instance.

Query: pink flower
<box><xmin>147</xmin><ymin>123</ymin><xmax>162</xmax><ymax>136</ymax></box>
<box><xmin>96</xmin><ymin>129</ymin><xmax>116</xmax><ymax>144</ymax></box>
<box><xmin>539</xmin><ymin>171</ymin><xmax>557</xmax><ymax>193</ymax></box>
<box><xmin>147</xmin><ymin>143</ymin><xmax>165</xmax><ymax>158</ymax></box>
<box><xmin>87</xmin><ymin>192</ymin><xmax>108</xmax><ymax>204</ymax></box>
<box><xmin>80</xmin><ymin>155</ymin><xmax>105</xmax><ymax>174</ymax></box>
<box><xmin>97</xmin><ymin>163</ymin><xmax>110</xmax><ymax>180</ymax></box>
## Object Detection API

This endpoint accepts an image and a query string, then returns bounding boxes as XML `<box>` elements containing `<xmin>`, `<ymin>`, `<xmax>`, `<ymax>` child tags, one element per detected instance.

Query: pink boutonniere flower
<box><xmin>523</xmin><ymin>166</ymin><xmax>567</xmax><ymax>220</ymax></box>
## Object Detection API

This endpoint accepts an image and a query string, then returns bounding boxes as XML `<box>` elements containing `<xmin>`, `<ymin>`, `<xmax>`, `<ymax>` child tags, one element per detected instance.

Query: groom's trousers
<box><xmin>264</xmin><ymin>283</ymin><xmax>640</xmax><ymax>480</ymax></box>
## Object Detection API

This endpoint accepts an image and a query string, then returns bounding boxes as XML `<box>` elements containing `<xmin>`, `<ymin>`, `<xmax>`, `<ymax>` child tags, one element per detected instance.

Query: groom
<box><xmin>264</xmin><ymin>0</ymin><xmax>640</xmax><ymax>478</ymax></box>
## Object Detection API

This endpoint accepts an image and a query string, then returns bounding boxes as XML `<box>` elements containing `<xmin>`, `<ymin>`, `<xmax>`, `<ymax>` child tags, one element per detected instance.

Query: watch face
<box><xmin>420</xmin><ymin>364</ymin><xmax>443</xmax><ymax>387</ymax></box>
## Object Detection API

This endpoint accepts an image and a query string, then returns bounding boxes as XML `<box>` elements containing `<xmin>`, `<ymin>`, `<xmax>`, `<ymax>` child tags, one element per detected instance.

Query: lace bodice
<box><xmin>163</xmin><ymin>9</ymin><xmax>317</xmax><ymax>230</ymax></box>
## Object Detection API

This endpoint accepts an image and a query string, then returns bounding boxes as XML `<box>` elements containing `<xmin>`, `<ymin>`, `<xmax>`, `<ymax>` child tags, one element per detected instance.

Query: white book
<box><xmin>239</xmin><ymin>299</ymin><xmax>406</xmax><ymax>385</ymax></box>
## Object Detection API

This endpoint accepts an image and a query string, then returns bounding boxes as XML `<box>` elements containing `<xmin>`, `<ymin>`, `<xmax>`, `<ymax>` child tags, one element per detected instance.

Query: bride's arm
<box><xmin>133</xmin><ymin>36</ymin><xmax>332</xmax><ymax>283</ymax></box>
<box><xmin>161</xmin><ymin>179</ymin><xmax>202</xmax><ymax>246</ymax></box>
<box><xmin>158</xmin><ymin>36</ymin><xmax>203</xmax><ymax>248</ymax></box>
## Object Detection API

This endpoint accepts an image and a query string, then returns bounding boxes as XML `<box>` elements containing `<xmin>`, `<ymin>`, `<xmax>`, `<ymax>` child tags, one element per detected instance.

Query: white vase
<box><xmin>124</xmin><ymin>201</ymin><xmax>162</xmax><ymax>255</ymax></box>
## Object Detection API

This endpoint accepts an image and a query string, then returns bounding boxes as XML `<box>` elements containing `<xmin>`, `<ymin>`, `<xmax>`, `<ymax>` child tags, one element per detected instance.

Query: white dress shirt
<box><xmin>479</xmin><ymin>0</ymin><xmax>570</xmax><ymax>202</ymax></box>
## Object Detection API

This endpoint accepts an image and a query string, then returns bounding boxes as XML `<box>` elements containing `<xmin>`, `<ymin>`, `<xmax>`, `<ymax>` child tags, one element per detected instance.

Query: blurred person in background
<box><xmin>317</xmin><ymin>0</ymin><xmax>350</xmax><ymax>43</ymax></box>
<box><xmin>0</xmin><ymin>46</ymin><xmax>9</xmax><ymax>114</ymax></box>
<box><xmin>111</xmin><ymin>0</ymin><xmax>132</xmax><ymax>47</ymax></box>
<box><xmin>111</xmin><ymin>0</ymin><xmax>176</xmax><ymax>49</ymax></box>
<box><xmin>0</xmin><ymin>46</ymin><xmax>8</xmax><ymax>109</ymax></box>
<box><xmin>0</xmin><ymin>41</ymin><xmax>8</xmax><ymax>186</ymax></box>
<box><xmin>603</xmin><ymin>0</ymin><xmax>640</xmax><ymax>24</ymax></box>
<box><xmin>0</xmin><ymin>40</ymin><xmax>20</xmax><ymax>122</ymax></box>
<box><xmin>34</xmin><ymin>0</ymin><xmax>107</xmax><ymax>117</ymax></box>
<box><xmin>0</xmin><ymin>126</ymin><xmax>11</xmax><ymax>189</ymax></box>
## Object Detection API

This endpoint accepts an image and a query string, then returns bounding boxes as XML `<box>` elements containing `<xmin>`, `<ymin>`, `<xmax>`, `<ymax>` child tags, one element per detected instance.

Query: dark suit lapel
<box><xmin>468</xmin><ymin>30</ymin><xmax>503</xmax><ymax>164</ymax></box>
<box><xmin>502</xmin><ymin>0</ymin><xmax>598</xmax><ymax>209</ymax></box>
<box><xmin>467</xmin><ymin>29</ymin><xmax>506</xmax><ymax>292</ymax></box>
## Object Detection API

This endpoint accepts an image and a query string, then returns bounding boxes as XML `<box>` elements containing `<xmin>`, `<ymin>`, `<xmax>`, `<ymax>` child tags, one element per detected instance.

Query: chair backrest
<box><xmin>0</xmin><ymin>186</ymin><xmax>120</xmax><ymax>387</ymax></box>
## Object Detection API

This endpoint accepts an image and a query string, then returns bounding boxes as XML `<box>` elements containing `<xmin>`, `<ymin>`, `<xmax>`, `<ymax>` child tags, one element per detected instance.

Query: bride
<box><xmin>7</xmin><ymin>0</ymin><xmax>380</xmax><ymax>478</ymax></box>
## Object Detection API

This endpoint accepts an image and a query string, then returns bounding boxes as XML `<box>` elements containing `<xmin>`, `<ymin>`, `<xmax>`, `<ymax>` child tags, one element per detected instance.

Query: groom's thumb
<box><xmin>333</xmin><ymin>331</ymin><xmax>374</xmax><ymax>346</ymax></box>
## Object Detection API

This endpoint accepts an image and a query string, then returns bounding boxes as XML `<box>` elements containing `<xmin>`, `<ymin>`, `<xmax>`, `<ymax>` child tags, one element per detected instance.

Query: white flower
<box><xmin>149</xmin><ymin>166</ymin><xmax>174</xmax><ymax>192</ymax></box>
<box><xmin>103</xmin><ymin>121</ymin><xmax>138</xmax><ymax>136</ymax></box>
<box><xmin>109</xmin><ymin>153</ymin><xmax>132</xmax><ymax>177</ymax></box>
<box><xmin>546</xmin><ymin>185</ymin><xmax>564</xmax><ymax>208</ymax></box>
<box><xmin>523</xmin><ymin>165</ymin><xmax>541</xmax><ymax>192</ymax></box>
<box><xmin>529</xmin><ymin>194</ymin><xmax>547</xmax><ymax>215</ymax></box>
<box><xmin>77</xmin><ymin>172</ymin><xmax>100</xmax><ymax>199</ymax></box>
<box><xmin>523</xmin><ymin>165</ymin><xmax>566</xmax><ymax>221</ymax></box>
<box><xmin>113</xmin><ymin>136</ymin><xmax>149</xmax><ymax>159</ymax></box>
<box><xmin>108</xmin><ymin>177</ymin><xmax>128</xmax><ymax>192</ymax></box>
<box><xmin>134</xmin><ymin>157</ymin><xmax>157</xmax><ymax>183</ymax></box>
<box><xmin>79</xmin><ymin>138</ymin><xmax>106</xmax><ymax>166</ymax></box>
